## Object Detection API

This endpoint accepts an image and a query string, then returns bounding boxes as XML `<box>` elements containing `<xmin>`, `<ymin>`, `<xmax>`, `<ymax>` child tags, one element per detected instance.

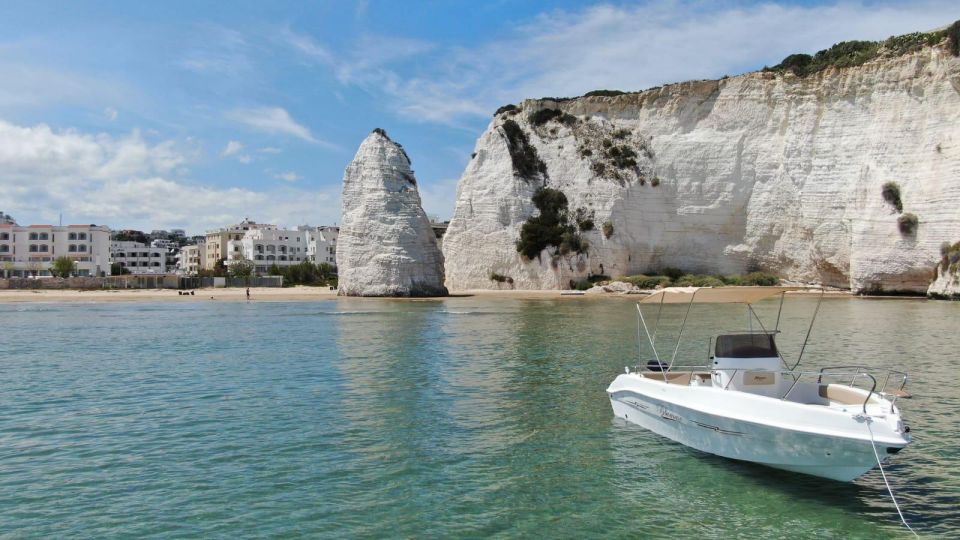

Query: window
<box><xmin>0</xmin><ymin>245</ymin><xmax>7</xmax><ymax>253</ymax></box>
<box><xmin>69</xmin><ymin>245</ymin><xmax>77</xmax><ymax>252</ymax></box>
<box><xmin>39</xmin><ymin>245</ymin><xmax>49</xmax><ymax>252</ymax></box>
<box><xmin>117</xmin><ymin>252</ymin><xmax>126</xmax><ymax>258</ymax></box>
<box><xmin>78</xmin><ymin>233</ymin><xmax>87</xmax><ymax>240</ymax></box>
<box><xmin>79</xmin><ymin>245</ymin><xmax>87</xmax><ymax>252</ymax></box>
<box><xmin>39</xmin><ymin>233</ymin><xmax>49</xmax><ymax>240</ymax></box>
<box><xmin>715</xmin><ymin>334</ymin><xmax>779</xmax><ymax>358</ymax></box>
<box><xmin>29</xmin><ymin>244</ymin><xmax>38</xmax><ymax>252</ymax></box>
<box><xmin>29</xmin><ymin>232</ymin><xmax>38</xmax><ymax>240</ymax></box>
<box><xmin>152</xmin><ymin>262</ymin><xmax>160</xmax><ymax>267</ymax></box>
<box><xmin>69</xmin><ymin>232</ymin><xmax>78</xmax><ymax>240</ymax></box>
<box><xmin>0</xmin><ymin>233</ymin><xmax>9</xmax><ymax>240</ymax></box>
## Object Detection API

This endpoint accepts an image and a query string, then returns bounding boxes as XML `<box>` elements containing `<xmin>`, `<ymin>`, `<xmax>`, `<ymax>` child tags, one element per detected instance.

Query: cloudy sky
<box><xmin>1</xmin><ymin>0</ymin><xmax>957</xmax><ymax>234</ymax></box>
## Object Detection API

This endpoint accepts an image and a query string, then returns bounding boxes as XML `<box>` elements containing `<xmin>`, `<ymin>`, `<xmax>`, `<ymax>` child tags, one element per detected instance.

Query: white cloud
<box><xmin>104</xmin><ymin>107</ymin><xmax>118</xmax><ymax>121</ymax></box>
<box><xmin>284</xmin><ymin>1</ymin><xmax>960</xmax><ymax>124</ymax></box>
<box><xmin>237</xmin><ymin>154</ymin><xmax>252</xmax><ymax>164</ymax></box>
<box><xmin>221</xmin><ymin>140</ymin><xmax>243</xmax><ymax>157</ymax></box>
<box><xmin>0</xmin><ymin>119</ymin><xmax>338</xmax><ymax>233</ymax></box>
<box><xmin>224</xmin><ymin>106</ymin><xmax>338</xmax><ymax>149</ymax></box>
<box><xmin>273</xmin><ymin>171</ymin><xmax>302</xmax><ymax>182</ymax></box>
<box><xmin>258</xmin><ymin>146</ymin><xmax>282</xmax><ymax>154</ymax></box>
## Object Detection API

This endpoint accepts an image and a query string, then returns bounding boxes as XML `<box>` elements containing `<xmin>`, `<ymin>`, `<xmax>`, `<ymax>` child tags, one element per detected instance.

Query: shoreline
<box><xmin>0</xmin><ymin>286</ymin><xmax>871</xmax><ymax>304</ymax></box>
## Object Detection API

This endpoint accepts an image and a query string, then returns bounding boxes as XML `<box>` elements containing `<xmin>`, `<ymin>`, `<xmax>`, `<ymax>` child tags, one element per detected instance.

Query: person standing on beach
<box><xmin>246</xmin><ymin>287</ymin><xmax>250</xmax><ymax>301</ymax></box>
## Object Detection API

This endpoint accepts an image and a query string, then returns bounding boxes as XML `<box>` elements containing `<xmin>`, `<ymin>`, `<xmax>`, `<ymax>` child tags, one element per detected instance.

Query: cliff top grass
<box><xmin>765</xmin><ymin>20</ymin><xmax>959</xmax><ymax>77</ymax></box>
<box><xmin>491</xmin><ymin>19</ymin><xmax>960</xmax><ymax>113</ymax></box>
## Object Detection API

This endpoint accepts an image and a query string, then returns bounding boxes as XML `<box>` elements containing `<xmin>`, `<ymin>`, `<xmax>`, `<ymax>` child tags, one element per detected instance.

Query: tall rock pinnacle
<box><xmin>336</xmin><ymin>129</ymin><xmax>448</xmax><ymax>297</ymax></box>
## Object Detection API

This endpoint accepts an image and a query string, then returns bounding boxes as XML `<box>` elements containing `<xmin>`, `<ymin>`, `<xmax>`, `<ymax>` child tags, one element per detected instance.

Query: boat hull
<box><xmin>608</xmin><ymin>375</ymin><xmax>910</xmax><ymax>482</ymax></box>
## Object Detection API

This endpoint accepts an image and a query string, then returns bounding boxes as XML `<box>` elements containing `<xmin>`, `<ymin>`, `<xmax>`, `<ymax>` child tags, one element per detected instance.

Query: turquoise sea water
<box><xmin>1</xmin><ymin>296</ymin><xmax>958</xmax><ymax>538</ymax></box>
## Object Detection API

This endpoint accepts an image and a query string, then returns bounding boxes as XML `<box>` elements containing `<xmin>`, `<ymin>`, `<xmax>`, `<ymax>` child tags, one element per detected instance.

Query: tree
<box><xmin>51</xmin><ymin>256</ymin><xmax>76</xmax><ymax>278</ymax></box>
<box><xmin>229</xmin><ymin>257</ymin><xmax>255</xmax><ymax>279</ymax></box>
<box><xmin>110</xmin><ymin>262</ymin><xmax>131</xmax><ymax>275</ymax></box>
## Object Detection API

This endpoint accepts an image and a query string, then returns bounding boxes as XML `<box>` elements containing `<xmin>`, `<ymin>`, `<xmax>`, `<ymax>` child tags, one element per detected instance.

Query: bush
<box><xmin>569</xmin><ymin>279</ymin><xmax>593</xmax><ymax>291</ymax></box>
<box><xmin>501</xmin><ymin>120</ymin><xmax>547</xmax><ymax>180</ymax></box>
<box><xmin>767</xmin><ymin>23</ymin><xmax>959</xmax><ymax>77</ymax></box>
<box><xmin>574</xmin><ymin>207</ymin><xmax>595</xmax><ymax>231</ymax></box>
<box><xmin>673</xmin><ymin>274</ymin><xmax>726</xmax><ymax>287</ymax></box>
<box><xmin>495</xmin><ymin>104</ymin><xmax>518</xmax><ymax>116</ymax></box>
<box><xmin>612</xmin><ymin>128</ymin><xmax>631</xmax><ymax>140</ymax></box>
<box><xmin>659</xmin><ymin>267</ymin><xmax>686</xmax><ymax>280</ymax></box>
<box><xmin>50</xmin><ymin>256</ymin><xmax>76</xmax><ymax>278</ymax></box>
<box><xmin>584</xmin><ymin>90</ymin><xmax>626</xmax><ymax>97</ymax></box>
<box><xmin>773</xmin><ymin>53</ymin><xmax>812</xmax><ymax>76</ymax></box>
<box><xmin>723</xmin><ymin>272</ymin><xmax>780</xmax><ymax>286</ymax></box>
<box><xmin>489</xmin><ymin>273</ymin><xmax>513</xmax><ymax>284</ymax></box>
<box><xmin>529</xmin><ymin>108</ymin><xmax>563</xmax><ymax>126</ymax></box>
<box><xmin>517</xmin><ymin>188</ymin><xmax>590</xmax><ymax>260</ymax></box>
<box><xmin>622</xmin><ymin>275</ymin><xmax>672</xmax><ymax>289</ymax></box>
<box><xmin>274</xmin><ymin>261</ymin><xmax>337</xmax><ymax>287</ymax></box>
<box><xmin>579</xmin><ymin>147</ymin><xmax>593</xmax><ymax>158</ymax></box>
<box><xmin>590</xmin><ymin>161</ymin><xmax>607</xmax><ymax>176</ymax></box>
<box><xmin>881</xmin><ymin>181</ymin><xmax>903</xmax><ymax>213</ymax></box>
<box><xmin>898</xmin><ymin>213</ymin><xmax>919</xmax><ymax>235</ymax></box>
<box><xmin>941</xmin><ymin>241</ymin><xmax>960</xmax><ymax>271</ymax></box>
<box><xmin>949</xmin><ymin>20</ymin><xmax>960</xmax><ymax>56</ymax></box>
<box><xmin>602</xmin><ymin>221</ymin><xmax>614</xmax><ymax>239</ymax></box>
<box><xmin>606</xmin><ymin>145</ymin><xmax>638</xmax><ymax>169</ymax></box>
<box><xmin>651</xmin><ymin>177</ymin><xmax>661</xmax><ymax>187</ymax></box>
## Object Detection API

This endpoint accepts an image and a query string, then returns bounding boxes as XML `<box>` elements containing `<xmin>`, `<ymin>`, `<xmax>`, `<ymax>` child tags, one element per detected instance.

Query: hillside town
<box><xmin>0</xmin><ymin>211</ymin><xmax>341</xmax><ymax>279</ymax></box>
<box><xmin>0</xmin><ymin>210</ymin><xmax>451</xmax><ymax>282</ymax></box>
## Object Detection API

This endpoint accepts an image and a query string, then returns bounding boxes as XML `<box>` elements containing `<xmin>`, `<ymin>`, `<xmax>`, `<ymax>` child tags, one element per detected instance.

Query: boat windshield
<box><xmin>715</xmin><ymin>333</ymin><xmax>779</xmax><ymax>358</ymax></box>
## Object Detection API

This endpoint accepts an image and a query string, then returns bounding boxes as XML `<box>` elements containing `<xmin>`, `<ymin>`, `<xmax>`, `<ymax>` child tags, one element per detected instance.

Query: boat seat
<box><xmin>818</xmin><ymin>384</ymin><xmax>879</xmax><ymax>405</ymax></box>
<box><xmin>643</xmin><ymin>371</ymin><xmax>711</xmax><ymax>386</ymax></box>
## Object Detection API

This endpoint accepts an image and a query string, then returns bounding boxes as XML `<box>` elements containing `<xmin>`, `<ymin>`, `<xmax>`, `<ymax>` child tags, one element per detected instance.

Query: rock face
<box><xmin>928</xmin><ymin>243</ymin><xmax>960</xmax><ymax>298</ymax></box>
<box><xmin>928</xmin><ymin>266</ymin><xmax>959</xmax><ymax>298</ymax></box>
<box><xmin>443</xmin><ymin>42</ymin><xmax>960</xmax><ymax>292</ymax></box>
<box><xmin>337</xmin><ymin>130</ymin><xmax>447</xmax><ymax>297</ymax></box>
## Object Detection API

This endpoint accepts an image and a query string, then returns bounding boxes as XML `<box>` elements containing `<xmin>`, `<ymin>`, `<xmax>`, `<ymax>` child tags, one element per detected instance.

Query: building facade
<box><xmin>203</xmin><ymin>218</ymin><xmax>274</xmax><ymax>270</ymax></box>
<box><xmin>176</xmin><ymin>241</ymin><xmax>204</xmax><ymax>275</ymax></box>
<box><xmin>109</xmin><ymin>241</ymin><xmax>168</xmax><ymax>274</ymax></box>
<box><xmin>226</xmin><ymin>227</ymin><xmax>311</xmax><ymax>275</ymax></box>
<box><xmin>0</xmin><ymin>222</ymin><xmax>111</xmax><ymax>277</ymax></box>
<box><xmin>310</xmin><ymin>226</ymin><xmax>339</xmax><ymax>265</ymax></box>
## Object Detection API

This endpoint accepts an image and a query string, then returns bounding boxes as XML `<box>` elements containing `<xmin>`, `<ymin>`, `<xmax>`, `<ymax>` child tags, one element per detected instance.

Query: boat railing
<box><xmin>630</xmin><ymin>364</ymin><xmax>906</xmax><ymax>414</ymax></box>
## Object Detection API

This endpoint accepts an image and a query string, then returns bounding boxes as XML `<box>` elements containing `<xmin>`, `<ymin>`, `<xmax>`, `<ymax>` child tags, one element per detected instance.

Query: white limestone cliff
<box><xmin>928</xmin><ymin>243</ymin><xmax>960</xmax><ymax>298</ymax></box>
<box><xmin>337</xmin><ymin>130</ymin><xmax>448</xmax><ymax>297</ymax></box>
<box><xmin>443</xmin><ymin>42</ymin><xmax>960</xmax><ymax>292</ymax></box>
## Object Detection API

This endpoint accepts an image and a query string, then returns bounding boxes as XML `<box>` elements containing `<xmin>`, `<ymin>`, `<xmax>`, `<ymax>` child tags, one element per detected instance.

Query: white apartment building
<box><xmin>309</xmin><ymin>226</ymin><xmax>338</xmax><ymax>265</ymax></box>
<box><xmin>226</xmin><ymin>227</ymin><xmax>311</xmax><ymax>274</ymax></box>
<box><xmin>204</xmin><ymin>218</ymin><xmax>274</xmax><ymax>270</ymax></box>
<box><xmin>110</xmin><ymin>241</ymin><xmax>168</xmax><ymax>274</ymax></box>
<box><xmin>0</xmin><ymin>222</ymin><xmax>111</xmax><ymax>277</ymax></box>
<box><xmin>218</xmin><ymin>225</ymin><xmax>339</xmax><ymax>275</ymax></box>
<box><xmin>177</xmin><ymin>241</ymin><xmax>204</xmax><ymax>275</ymax></box>
<box><xmin>150</xmin><ymin>239</ymin><xmax>180</xmax><ymax>269</ymax></box>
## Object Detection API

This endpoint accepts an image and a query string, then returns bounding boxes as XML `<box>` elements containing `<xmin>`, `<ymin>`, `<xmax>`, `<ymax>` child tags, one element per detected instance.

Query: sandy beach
<box><xmin>0</xmin><ymin>286</ymin><xmax>860</xmax><ymax>304</ymax></box>
<box><xmin>0</xmin><ymin>286</ymin><xmax>615</xmax><ymax>303</ymax></box>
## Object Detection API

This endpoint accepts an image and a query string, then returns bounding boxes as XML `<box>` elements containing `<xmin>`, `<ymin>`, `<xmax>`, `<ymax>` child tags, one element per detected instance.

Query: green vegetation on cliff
<box><xmin>516</xmin><ymin>188</ymin><xmax>588</xmax><ymax>260</ymax></box>
<box><xmin>501</xmin><ymin>120</ymin><xmax>547</xmax><ymax>181</ymax></box>
<box><xmin>767</xmin><ymin>21</ymin><xmax>960</xmax><ymax>77</ymax></box>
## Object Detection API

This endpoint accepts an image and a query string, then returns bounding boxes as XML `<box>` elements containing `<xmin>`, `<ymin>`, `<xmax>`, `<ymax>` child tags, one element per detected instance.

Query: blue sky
<box><xmin>0</xmin><ymin>1</ymin><xmax>957</xmax><ymax>234</ymax></box>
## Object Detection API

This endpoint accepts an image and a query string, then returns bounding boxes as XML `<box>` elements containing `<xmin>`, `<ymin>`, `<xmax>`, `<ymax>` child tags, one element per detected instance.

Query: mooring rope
<box><xmin>862</xmin><ymin>415</ymin><xmax>918</xmax><ymax>538</ymax></box>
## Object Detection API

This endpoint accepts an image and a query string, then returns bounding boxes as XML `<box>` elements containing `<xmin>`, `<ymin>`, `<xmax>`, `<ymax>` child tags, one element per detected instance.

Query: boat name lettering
<box><xmin>659</xmin><ymin>407</ymin><xmax>681</xmax><ymax>422</ymax></box>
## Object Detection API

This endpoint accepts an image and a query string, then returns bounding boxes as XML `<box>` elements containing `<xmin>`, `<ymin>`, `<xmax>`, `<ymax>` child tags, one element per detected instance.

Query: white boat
<box><xmin>607</xmin><ymin>287</ymin><xmax>911</xmax><ymax>482</ymax></box>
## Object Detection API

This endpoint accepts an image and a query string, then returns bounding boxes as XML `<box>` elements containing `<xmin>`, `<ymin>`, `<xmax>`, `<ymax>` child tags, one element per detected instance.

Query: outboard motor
<box><xmin>712</xmin><ymin>333</ymin><xmax>782</xmax><ymax>397</ymax></box>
